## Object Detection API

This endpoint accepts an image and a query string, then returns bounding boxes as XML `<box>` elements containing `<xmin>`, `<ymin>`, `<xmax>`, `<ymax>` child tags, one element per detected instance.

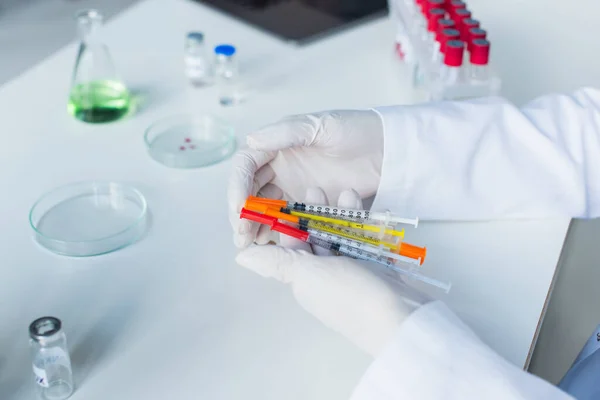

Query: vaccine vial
<box><xmin>184</xmin><ymin>32</ymin><xmax>213</xmax><ymax>87</ymax></box>
<box><xmin>441</xmin><ymin>39</ymin><xmax>465</xmax><ymax>85</ymax></box>
<box><xmin>29</xmin><ymin>317</ymin><xmax>74</xmax><ymax>400</ymax></box>
<box><xmin>469</xmin><ymin>39</ymin><xmax>491</xmax><ymax>82</ymax></box>
<box><xmin>214</xmin><ymin>44</ymin><xmax>239</xmax><ymax>106</ymax></box>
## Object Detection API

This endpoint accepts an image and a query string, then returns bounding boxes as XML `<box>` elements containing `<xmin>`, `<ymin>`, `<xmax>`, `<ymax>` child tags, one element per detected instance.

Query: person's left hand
<box><xmin>236</xmin><ymin>187</ymin><xmax>427</xmax><ymax>357</ymax></box>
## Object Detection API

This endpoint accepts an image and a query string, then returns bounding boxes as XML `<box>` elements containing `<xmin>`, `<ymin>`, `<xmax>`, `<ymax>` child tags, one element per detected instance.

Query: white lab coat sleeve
<box><xmin>350</xmin><ymin>301</ymin><xmax>574</xmax><ymax>400</ymax></box>
<box><xmin>372</xmin><ymin>88</ymin><xmax>600</xmax><ymax>219</ymax></box>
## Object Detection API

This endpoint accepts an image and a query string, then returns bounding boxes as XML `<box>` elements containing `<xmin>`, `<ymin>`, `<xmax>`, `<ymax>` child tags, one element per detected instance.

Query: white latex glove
<box><xmin>236</xmin><ymin>187</ymin><xmax>427</xmax><ymax>357</ymax></box>
<box><xmin>228</xmin><ymin>110</ymin><xmax>384</xmax><ymax>248</ymax></box>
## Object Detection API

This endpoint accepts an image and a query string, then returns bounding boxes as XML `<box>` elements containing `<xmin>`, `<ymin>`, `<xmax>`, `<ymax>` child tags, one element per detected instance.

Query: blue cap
<box><xmin>214</xmin><ymin>44</ymin><xmax>236</xmax><ymax>56</ymax></box>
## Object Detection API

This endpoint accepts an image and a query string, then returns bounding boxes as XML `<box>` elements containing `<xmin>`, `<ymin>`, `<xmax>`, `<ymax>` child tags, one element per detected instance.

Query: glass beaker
<box><xmin>68</xmin><ymin>9</ymin><xmax>130</xmax><ymax>123</ymax></box>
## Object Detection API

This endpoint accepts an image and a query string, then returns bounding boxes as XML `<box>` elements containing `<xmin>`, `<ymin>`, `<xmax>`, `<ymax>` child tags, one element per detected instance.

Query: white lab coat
<box><xmin>350</xmin><ymin>88</ymin><xmax>600</xmax><ymax>400</ymax></box>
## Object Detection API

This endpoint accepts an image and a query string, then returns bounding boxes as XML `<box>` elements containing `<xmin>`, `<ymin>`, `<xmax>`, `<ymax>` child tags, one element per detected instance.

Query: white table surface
<box><xmin>0</xmin><ymin>0</ymin><xmax>589</xmax><ymax>398</ymax></box>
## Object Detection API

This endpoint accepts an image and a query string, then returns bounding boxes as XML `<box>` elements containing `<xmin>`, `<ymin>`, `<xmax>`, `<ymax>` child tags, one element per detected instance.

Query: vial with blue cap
<box><xmin>214</xmin><ymin>44</ymin><xmax>239</xmax><ymax>106</ymax></box>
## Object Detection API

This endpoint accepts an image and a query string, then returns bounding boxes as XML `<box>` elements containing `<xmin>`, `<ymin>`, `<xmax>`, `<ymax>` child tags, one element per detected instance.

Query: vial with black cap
<box><xmin>29</xmin><ymin>317</ymin><xmax>74</xmax><ymax>400</ymax></box>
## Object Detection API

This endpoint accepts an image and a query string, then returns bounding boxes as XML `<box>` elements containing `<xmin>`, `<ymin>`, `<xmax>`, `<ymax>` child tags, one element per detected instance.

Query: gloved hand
<box><xmin>236</xmin><ymin>187</ymin><xmax>428</xmax><ymax>357</ymax></box>
<box><xmin>228</xmin><ymin>110</ymin><xmax>384</xmax><ymax>248</ymax></box>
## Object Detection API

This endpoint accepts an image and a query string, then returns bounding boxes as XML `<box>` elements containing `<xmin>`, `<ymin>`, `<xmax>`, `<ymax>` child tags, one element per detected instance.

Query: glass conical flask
<box><xmin>68</xmin><ymin>10</ymin><xmax>130</xmax><ymax>123</ymax></box>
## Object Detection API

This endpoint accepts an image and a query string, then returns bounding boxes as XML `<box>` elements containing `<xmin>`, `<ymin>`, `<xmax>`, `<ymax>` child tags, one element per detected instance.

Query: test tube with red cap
<box><xmin>422</xmin><ymin>0</ymin><xmax>445</xmax><ymax>17</ymax></box>
<box><xmin>439</xmin><ymin>28</ymin><xmax>460</xmax><ymax>55</ymax></box>
<box><xmin>426</xmin><ymin>8</ymin><xmax>446</xmax><ymax>48</ymax></box>
<box><xmin>433</xmin><ymin>19</ymin><xmax>455</xmax><ymax>59</ymax></box>
<box><xmin>469</xmin><ymin>38</ymin><xmax>490</xmax><ymax>81</ymax></box>
<box><xmin>441</xmin><ymin>39</ymin><xmax>464</xmax><ymax>84</ymax></box>
<box><xmin>460</xmin><ymin>18</ymin><xmax>479</xmax><ymax>41</ymax></box>
<box><xmin>452</xmin><ymin>8</ymin><xmax>471</xmax><ymax>29</ymax></box>
<box><xmin>467</xmin><ymin>27</ymin><xmax>487</xmax><ymax>49</ymax></box>
<box><xmin>448</xmin><ymin>0</ymin><xmax>466</xmax><ymax>17</ymax></box>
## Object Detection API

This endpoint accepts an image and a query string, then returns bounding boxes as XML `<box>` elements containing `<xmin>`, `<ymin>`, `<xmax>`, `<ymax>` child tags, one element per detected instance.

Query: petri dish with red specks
<box><xmin>144</xmin><ymin>114</ymin><xmax>236</xmax><ymax>168</ymax></box>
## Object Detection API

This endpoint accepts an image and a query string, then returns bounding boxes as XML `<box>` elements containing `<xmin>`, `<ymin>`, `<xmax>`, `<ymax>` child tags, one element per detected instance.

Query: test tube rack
<box><xmin>389</xmin><ymin>0</ymin><xmax>501</xmax><ymax>101</ymax></box>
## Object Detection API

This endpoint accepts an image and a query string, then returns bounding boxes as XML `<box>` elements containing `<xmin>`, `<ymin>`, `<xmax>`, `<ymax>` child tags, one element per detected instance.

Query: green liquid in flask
<box><xmin>68</xmin><ymin>80</ymin><xmax>130</xmax><ymax>123</ymax></box>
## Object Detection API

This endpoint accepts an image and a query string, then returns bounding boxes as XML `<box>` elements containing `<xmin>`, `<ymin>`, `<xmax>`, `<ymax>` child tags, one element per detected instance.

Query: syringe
<box><xmin>240</xmin><ymin>209</ymin><xmax>450</xmax><ymax>292</ymax></box>
<box><xmin>245</xmin><ymin>197</ymin><xmax>405</xmax><ymax>237</ymax></box>
<box><xmin>246</xmin><ymin>196</ymin><xmax>419</xmax><ymax>227</ymax></box>
<box><xmin>245</xmin><ymin>201</ymin><xmax>420</xmax><ymax>260</ymax></box>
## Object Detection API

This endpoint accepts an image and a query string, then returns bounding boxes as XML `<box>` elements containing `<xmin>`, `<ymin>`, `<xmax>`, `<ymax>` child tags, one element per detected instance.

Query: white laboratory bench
<box><xmin>0</xmin><ymin>0</ymin><xmax>590</xmax><ymax>398</ymax></box>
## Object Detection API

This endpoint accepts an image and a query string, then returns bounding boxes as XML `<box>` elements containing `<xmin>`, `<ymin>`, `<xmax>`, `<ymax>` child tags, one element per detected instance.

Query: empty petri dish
<box><xmin>29</xmin><ymin>182</ymin><xmax>148</xmax><ymax>256</ymax></box>
<box><xmin>144</xmin><ymin>114</ymin><xmax>236</xmax><ymax>168</ymax></box>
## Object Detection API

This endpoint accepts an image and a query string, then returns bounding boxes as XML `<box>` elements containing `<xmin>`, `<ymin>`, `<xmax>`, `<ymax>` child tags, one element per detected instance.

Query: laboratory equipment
<box><xmin>144</xmin><ymin>114</ymin><xmax>236</xmax><ymax>168</ymax></box>
<box><xmin>197</xmin><ymin>0</ymin><xmax>387</xmax><ymax>44</ymax></box>
<box><xmin>245</xmin><ymin>196</ymin><xmax>419</xmax><ymax>227</ymax></box>
<box><xmin>29</xmin><ymin>182</ymin><xmax>147</xmax><ymax>256</ymax></box>
<box><xmin>389</xmin><ymin>0</ymin><xmax>501</xmax><ymax>100</ymax></box>
<box><xmin>245</xmin><ymin>200</ymin><xmax>405</xmax><ymax>254</ymax></box>
<box><xmin>184</xmin><ymin>32</ymin><xmax>213</xmax><ymax>86</ymax></box>
<box><xmin>68</xmin><ymin>9</ymin><xmax>130</xmax><ymax>123</ymax></box>
<box><xmin>240</xmin><ymin>208</ymin><xmax>451</xmax><ymax>292</ymax></box>
<box><xmin>245</xmin><ymin>197</ymin><xmax>405</xmax><ymax>238</ymax></box>
<box><xmin>214</xmin><ymin>44</ymin><xmax>239</xmax><ymax>106</ymax></box>
<box><xmin>469</xmin><ymin>39</ymin><xmax>491</xmax><ymax>81</ymax></box>
<box><xmin>29</xmin><ymin>317</ymin><xmax>74</xmax><ymax>400</ymax></box>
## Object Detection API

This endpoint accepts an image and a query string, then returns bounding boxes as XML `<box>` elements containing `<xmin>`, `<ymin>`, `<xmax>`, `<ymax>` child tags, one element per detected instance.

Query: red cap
<box><xmin>448</xmin><ymin>0</ymin><xmax>466</xmax><ymax>15</ymax></box>
<box><xmin>240</xmin><ymin>208</ymin><xmax>276</xmax><ymax>226</ymax></box>
<box><xmin>470</xmin><ymin>38</ymin><xmax>490</xmax><ymax>65</ymax></box>
<box><xmin>444</xmin><ymin>39</ymin><xmax>464</xmax><ymax>66</ymax></box>
<box><xmin>436</xmin><ymin>19</ymin><xmax>455</xmax><ymax>42</ymax></box>
<box><xmin>423</xmin><ymin>0</ymin><xmax>444</xmax><ymax>15</ymax></box>
<box><xmin>239</xmin><ymin>208</ymin><xmax>309</xmax><ymax>241</ymax></box>
<box><xmin>460</xmin><ymin>18</ymin><xmax>479</xmax><ymax>34</ymax></box>
<box><xmin>440</xmin><ymin>28</ymin><xmax>460</xmax><ymax>53</ymax></box>
<box><xmin>467</xmin><ymin>27</ymin><xmax>486</xmax><ymax>50</ymax></box>
<box><xmin>427</xmin><ymin>8</ymin><xmax>445</xmax><ymax>32</ymax></box>
<box><xmin>453</xmin><ymin>8</ymin><xmax>471</xmax><ymax>23</ymax></box>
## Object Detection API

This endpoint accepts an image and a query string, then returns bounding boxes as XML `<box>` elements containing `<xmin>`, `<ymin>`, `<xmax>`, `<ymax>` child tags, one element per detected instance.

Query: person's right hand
<box><xmin>229</xmin><ymin>110</ymin><xmax>384</xmax><ymax>248</ymax></box>
<box><xmin>236</xmin><ymin>187</ymin><xmax>428</xmax><ymax>357</ymax></box>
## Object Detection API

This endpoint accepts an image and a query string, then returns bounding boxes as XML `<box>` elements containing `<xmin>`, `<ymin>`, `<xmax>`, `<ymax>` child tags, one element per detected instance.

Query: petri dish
<box><xmin>29</xmin><ymin>182</ymin><xmax>148</xmax><ymax>257</ymax></box>
<box><xmin>144</xmin><ymin>114</ymin><xmax>236</xmax><ymax>168</ymax></box>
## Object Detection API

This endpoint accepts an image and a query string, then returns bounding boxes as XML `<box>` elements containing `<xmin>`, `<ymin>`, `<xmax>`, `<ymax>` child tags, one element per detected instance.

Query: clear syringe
<box><xmin>245</xmin><ymin>197</ymin><xmax>405</xmax><ymax>238</ymax></box>
<box><xmin>240</xmin><ymin>208</ymin><xmax>450</xmax><ymax>292</ymax></box>
<box><xmin>246</xmin><ymin>196</ymin><xmax>419</xmax><ymax>227</ymax></box>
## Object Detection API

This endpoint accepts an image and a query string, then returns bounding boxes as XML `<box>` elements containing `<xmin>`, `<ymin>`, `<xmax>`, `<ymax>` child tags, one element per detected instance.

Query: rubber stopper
<box><xmin>470</xmin><ymin>38</ymin><xmax>490</xmax><ymax>65</ymax></box>
<box><xmin>467</xmin><ymin>27</ymin><xmax>487</xmax><ymax>50</ymax></box>
<box><xmin>436</xmin><ymin>19</ymin><xmax>455</xmax><ymax>42</ymax></box>
<box><xmin>440</xmin><ymin>28</ymin><xmax>460</xmax><ymax>53</ymax></box>
<box><xmin>427</xmin><ymin>8</ymin><xmax>446</xmax><ymax>32</ymax></box>
<box><xmin>424</xmin><ymin>0</ymin><xmax>445</xmax><ymax>14</ymax></box>
<box><xmin>453</xmin><ymin>8</ymin><xmax>471</xmax><ymax>22</ymax></box>
<box><xmin>444</xmin><ymin>39</ymin><xmax>464</xmax><ymax>66</ymax></box>
<box><xmin>460</xmin><ymin>18</ymin><xmax>479</xmax><ymax>39</ymax></box>
<box><xmin>448</xmin><ymin>0</ymin><xmax>466</xmax><ymax>16</ymax></box>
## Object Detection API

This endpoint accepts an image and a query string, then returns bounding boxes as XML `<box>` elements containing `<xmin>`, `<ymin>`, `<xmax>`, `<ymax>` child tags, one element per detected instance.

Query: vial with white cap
<box><xmin>184</xmin><ymin>32</ymin><xmax>213</xmax><ymax>87</ymax></box>
<box><xmin>214</xmin><ymin>44</ymin><xmax>239</xmax><ymax>106</ymax></box>
<box><xmin>29</xmin><ymin>317</ymin><xmax>74</xmax><ymax>400</ymax></box>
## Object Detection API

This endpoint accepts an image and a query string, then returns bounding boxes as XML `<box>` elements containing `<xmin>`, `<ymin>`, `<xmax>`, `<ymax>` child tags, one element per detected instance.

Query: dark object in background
<box><xmin>197</xmin><ymin>0</ymin><xmax>388</xmax><ymax>44</ymax></box>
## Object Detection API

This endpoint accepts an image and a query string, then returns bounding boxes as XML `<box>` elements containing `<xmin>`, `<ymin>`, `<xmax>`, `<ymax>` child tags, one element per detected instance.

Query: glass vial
<box><xmin>184</xmin><ymin>32</ymin><xmax>213</xmax><ymax>87</ymax></box>
<box><xmin>29</xmin><ymin>317</ymin><xmax>74</xmax><ymax>400</ymax></box>
<box><xmin>68</xmin><ymin>9</ymin><xmax>130</xmax><ymax>123</ymax></box>
<box><xmin>214</xmin><ymin>44</ymin><xmax>239</xmax><ymax>106</ymax></box>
